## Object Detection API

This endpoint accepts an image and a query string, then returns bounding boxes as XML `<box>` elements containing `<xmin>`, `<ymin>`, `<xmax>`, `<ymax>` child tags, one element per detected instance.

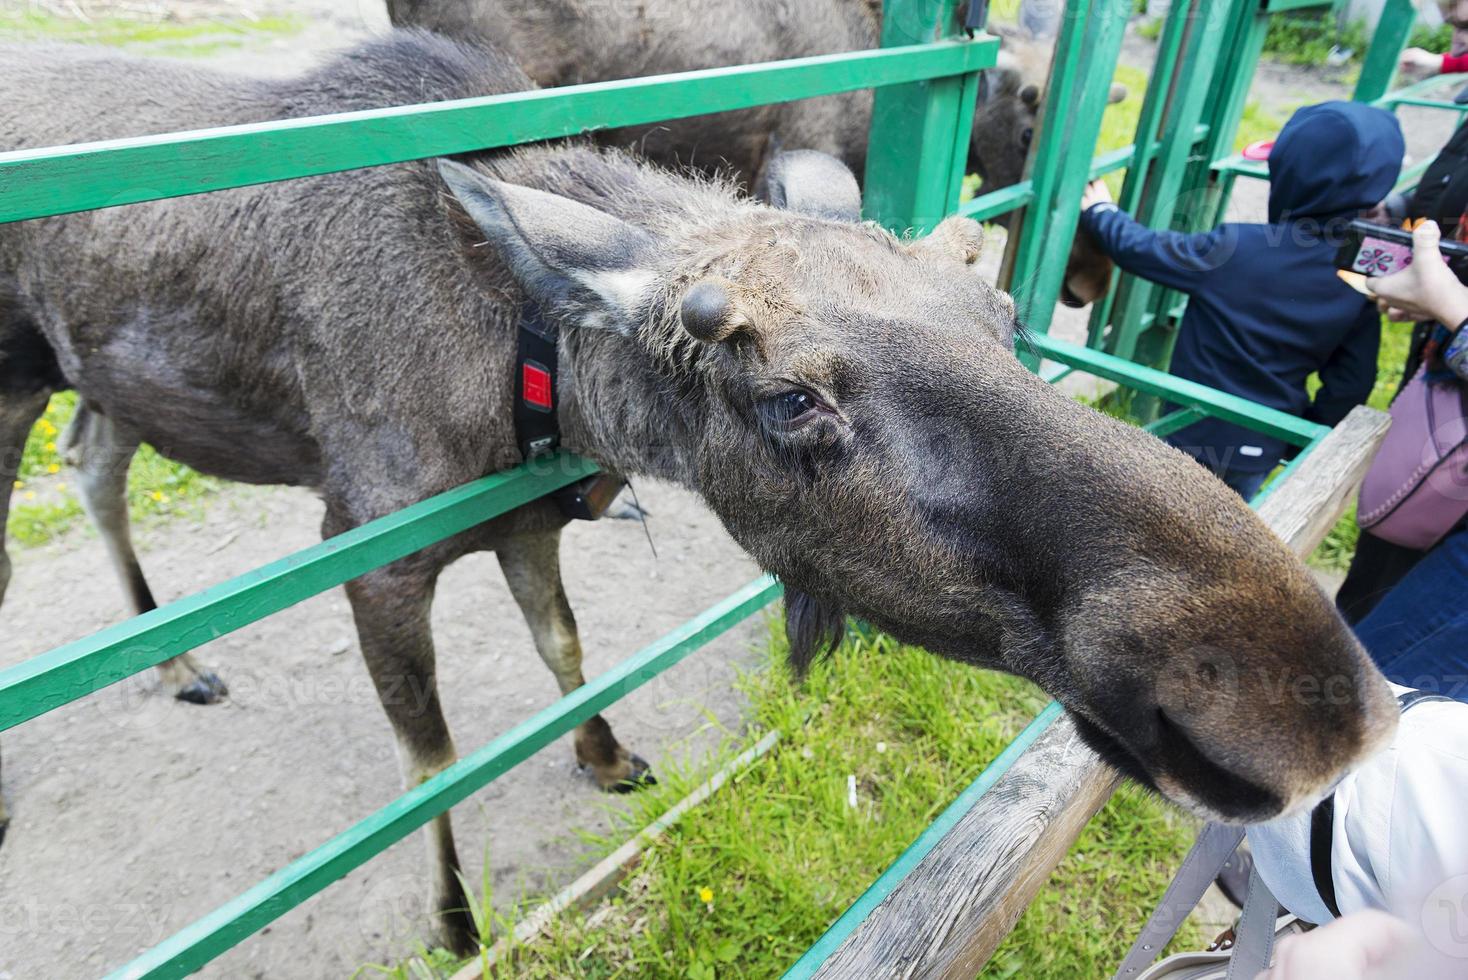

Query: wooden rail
<box><xmin>810</xmin><ymin>405</ymin><xmax>1391</xmax><ymax>979</ymax></box>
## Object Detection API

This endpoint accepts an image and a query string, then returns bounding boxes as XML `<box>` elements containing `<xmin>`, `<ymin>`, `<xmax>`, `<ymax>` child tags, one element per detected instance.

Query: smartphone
<box><xmin>1335</xmin><ymin>219</ymin><xmax>1468</xmax><ymax>281</ymax></box>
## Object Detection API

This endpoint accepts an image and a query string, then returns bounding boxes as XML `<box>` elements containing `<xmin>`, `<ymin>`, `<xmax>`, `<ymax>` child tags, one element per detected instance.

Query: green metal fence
<box><xmin>786</xmin><ymin>0</ymin><xmax>1455</xmax><ymax>973</ymax></box>
<box><xmin>0</xmin><ymin>0</ymin><xmax>1389</xmax><ymax>976</ymax></box>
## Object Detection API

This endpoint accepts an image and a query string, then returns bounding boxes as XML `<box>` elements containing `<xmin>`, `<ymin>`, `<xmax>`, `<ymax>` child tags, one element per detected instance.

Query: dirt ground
<box><xmin>0</xmin><ymin>7</ymin><xmax>762</xmax><ymax>980</ymax></box>
<box><xmin>1</xmin><ymin>6</ymin><xmax>1458</xmax><ymax>978</ymax></box>
<box><xmin>0</xmin><ymin>480</ymin><xmax>764</xmax><ymax>979</ymax></box>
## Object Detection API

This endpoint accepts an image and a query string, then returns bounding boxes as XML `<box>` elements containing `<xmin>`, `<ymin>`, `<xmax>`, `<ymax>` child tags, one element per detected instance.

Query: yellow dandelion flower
<box><xmin>698</xmin><ymin>887</ymin><xmax>714</xmax><ymax>903</ymax></box>
<box><xmin>46</xmin><ymin>463</ymin><xmax>60</xmax><ymax>474</ymax></box>
<box><xmin>44</xmin><ymin>441</ymin><xmax>56</xmax><ymax>452</ymax></box>
<box><xmin>150</xmin><ymin>490</ymin><xmax>168</xmax><ymax>503</ymax></box>
<box><xmin>56</xmin><ymin>482</ymin><xmax>67</xmax><ymax>492</ymax></box>
<box><xmin>23</xmin><ymin>491</ymin><xmax>35</xmax><ymax>501</ymax></box>
<box><xmin>12</xmin><ymin>480</ymin><xmax>22</xmax><ymax>490</ymax></box>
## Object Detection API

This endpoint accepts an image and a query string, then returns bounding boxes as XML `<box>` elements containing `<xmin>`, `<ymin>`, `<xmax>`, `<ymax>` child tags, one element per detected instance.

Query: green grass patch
<box><xmin>1259</xmin><ymin>12</ymin><xmax>1453</xmax><ymax>66</ymax></box>
<box><xmin>1262</xmin><ymin>14</ymin><xmax>1369</xmax><ymax>67</ymax></box>
<box><xmin>367</xmin><ymin>628</ymin><xmax>1203</xmax><ymax>979</ymax></box>
<box><xmin>1409</xmin><ymin>22</ymin><xmax>1456</xmax><ymax>55</ymax></box>
<box><xmin>10</xmin><ymin>391</ymin><xmax>219</xmax><ymax>547</ymax></box>
<box><xmin>0</xmin><ymin>8</ymin><xmax>303</xmax><ymax>53</ymax></box>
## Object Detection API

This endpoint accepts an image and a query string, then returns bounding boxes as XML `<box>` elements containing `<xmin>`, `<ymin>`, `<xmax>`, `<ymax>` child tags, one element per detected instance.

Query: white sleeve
<box><xmin>1334</xmin><ymin>699</ymin><xmax>1468</xmax><ymax>922</ymax></box>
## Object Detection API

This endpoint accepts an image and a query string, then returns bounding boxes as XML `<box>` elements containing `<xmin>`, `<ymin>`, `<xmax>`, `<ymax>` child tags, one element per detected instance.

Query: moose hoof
<box><xmin>435</xmin><ymin>905</ymin><xmax>479</xmax><ymax>958</ymax></box>
<box><xmin>175</xmin><ymin>671</ymin><xmax>228</xmax><ymax>705</ymax></box>
<box><xmin>604</xmin><ymin>754</ymin><xmax>657</xmax><ymax>794</ymax></box>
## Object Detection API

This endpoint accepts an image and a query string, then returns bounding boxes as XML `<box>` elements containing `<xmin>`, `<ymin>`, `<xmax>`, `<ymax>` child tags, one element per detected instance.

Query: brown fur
<box><xmin>0</xmin><ymin>34</ymin><xmax>1394</xmax><ymax>953</ymax></box>
<box><xmin>386</xmin><ymin>0</ymin><xmax>1117</xmax><ymax>302</ymax></box>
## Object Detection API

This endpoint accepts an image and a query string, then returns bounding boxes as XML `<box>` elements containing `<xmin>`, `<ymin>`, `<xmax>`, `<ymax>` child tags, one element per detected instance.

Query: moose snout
<box><xmin>1068</xmin><ymin>613</ymin><xmax>1399</xmax><ymax>824</ymax></box>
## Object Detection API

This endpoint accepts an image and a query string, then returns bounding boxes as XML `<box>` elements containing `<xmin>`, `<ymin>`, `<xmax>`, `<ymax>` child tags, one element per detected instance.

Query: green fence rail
<box><xmin>0</xmin><ymin>40</ymin><xmax>993</xmax><ymax>225</ymax></box>
<box><xmin>0</xmin><ymin>0</ymin><xmax>1386</xmax><ymax>976</ymax></box>
<box><xmin>109</xmin><ymin>575</ymin><xmax>783</xmax><ymax>980</ymax></box>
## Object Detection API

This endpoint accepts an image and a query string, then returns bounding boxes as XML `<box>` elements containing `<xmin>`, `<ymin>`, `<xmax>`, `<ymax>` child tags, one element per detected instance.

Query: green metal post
<box><xmin>1105</xmin><ymin>0</ymin><xmax>1234</xmax><ymax>379</ymax></box>
<box><xmin>1085</xmin><ymin>0</ymin><xmax>1197</xmax><ymax>349</ymax></box>
<box><xmin>1006</xmin><ymin>0</ymin><xmax>1132</xmax><ymax>342</ymax></box>
<box><xmin>863</xmin><ymin>0</ymin><xmax>983</xmax><ymax>234</ymax></box>
<box><xmin>0</xmin><ymin>43</ymin><xmax>996</xmax><ymax>225</ymax></box>
<box><xmin>1192</xmin><ymin>0</ymin><xmax>1285</xmax><ymax>224</ymax></box>
<box><xmin>1354</xmin><ymin>0</ymin><xmax>1418</xmax><ymax>103</ymax></box>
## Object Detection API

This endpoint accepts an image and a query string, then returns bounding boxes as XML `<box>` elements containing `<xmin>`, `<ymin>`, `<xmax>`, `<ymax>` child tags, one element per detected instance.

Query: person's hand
<box><xmin>1254</xmin><ymin>911</ymin><xmax>1416</xmax><ymax>980</ymax></box>
<box><xmin>1081</xmin><ymin>179</ymin><xmax>1113</xmax><ymax>212</ymax></box>
<box><xmin>1400</xmin><ymin>47</ymin><xmax>1444</xmax><ymax>74</ymax></box>
<box><xmin>1366</xmin><ymin>220</ymin><xmax>1468</xmax><ymax>325</ymax></box>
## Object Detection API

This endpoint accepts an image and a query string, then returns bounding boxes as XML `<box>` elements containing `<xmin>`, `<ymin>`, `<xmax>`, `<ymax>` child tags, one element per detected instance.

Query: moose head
<box><xmin>440</xmin><ymin>150</ymin><xmax>1395</xmax><ymax>824</ymax></box>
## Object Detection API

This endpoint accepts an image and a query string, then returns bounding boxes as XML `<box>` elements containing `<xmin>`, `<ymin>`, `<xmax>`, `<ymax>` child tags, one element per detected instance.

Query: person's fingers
<box><xmin>1253</xmin><ymin>911</ymin><xmax>1417</xmax><ymax>979</ymax></box>
<box><xmin>1413</xmin><ymin>219</ymin><xmax>1443</xmax><ymax>261</ymax></box>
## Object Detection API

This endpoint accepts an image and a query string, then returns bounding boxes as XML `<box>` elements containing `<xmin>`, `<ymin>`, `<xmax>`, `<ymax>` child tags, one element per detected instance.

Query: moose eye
<box><xmin>762</xmin><ymin>388</ymin><xmax>828</xmax><ymax>429</ymax></box>
<box><xmin>1020</xmin><ymin>127</ymin><xmax>1034</xmax><ymax>150</ymax></box>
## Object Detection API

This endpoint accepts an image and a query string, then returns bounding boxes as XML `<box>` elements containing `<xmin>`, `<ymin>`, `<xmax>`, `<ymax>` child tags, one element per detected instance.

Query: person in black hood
<box><xmin>1079</xmin><ymin>101</ymin><xmax>1405</xmax><ymax>499</ymax></box>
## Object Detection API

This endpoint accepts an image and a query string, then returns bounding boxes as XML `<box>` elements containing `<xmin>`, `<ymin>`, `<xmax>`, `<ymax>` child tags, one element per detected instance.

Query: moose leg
<box><xmin>64</xmin><ymin>403</ymin><xmax>226</xmax><ymax>703</ymax></box>
<box><xmin>0</xmin><ymin>387</ymin><xmax>48</xmax><ymax>607</ymax></box>
<box><xmin>497</xmin><ymin>530</ymin><xmax>653</xmax><ymax>791</ymax></box>
<box><xmin>0</xmin><ymin>387</ymin><xmax>49</xmax><ymax>850</ymax></box>
<box><xmin>343</xmin><ymin>560</ymin><xmax>476</xmax><ymax>954</ymax></box>
<box><xmin>0</xmin><ymin>741</ymin><xmax>8</xmax><ymax>849</ymax></box>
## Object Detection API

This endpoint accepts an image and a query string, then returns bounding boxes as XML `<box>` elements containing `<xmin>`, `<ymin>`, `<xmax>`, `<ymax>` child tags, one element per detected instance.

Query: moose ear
<box><xmin>914</xmin><ymin>215</ymin><xmax>984</xmax><ymax>266</ymax></box>
<box><xmin>976</xmin><ymin>65</ymin><xmax>1021</xmax><ymax>107</ymax></box>
<box><xmin>758</xmin><ymin>150</ymin><xmax>862</xmax><ymax>222</ymax></box>
<box><xmin>438</xmin><ymin>158</ymin><xmax>656</xmax><ymax>332</ymax></box>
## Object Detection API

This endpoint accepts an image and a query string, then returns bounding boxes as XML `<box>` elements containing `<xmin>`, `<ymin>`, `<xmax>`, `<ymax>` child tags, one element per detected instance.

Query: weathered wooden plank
<box><xmin>815</xmin><ymin>717</ymin><xmax>1119</xmax><ymax>979</ymax></box>
<box><xmin>810</xmin><ymin>405</ymin><xmax>1391</xmax><ymax>979</ymax></box>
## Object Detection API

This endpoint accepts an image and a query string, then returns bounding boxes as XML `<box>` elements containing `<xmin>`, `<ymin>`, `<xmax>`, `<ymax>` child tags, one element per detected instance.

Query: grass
<box><xmin>1142</xmin><ymin>12</ymin><xmax>1453</xmax><ymax>69</ymax></box>
<box><xmin>0</xmin><ymin>7</ymin><xmax>303</xmax><ymax>56</ymax></box>
<box><xmin>1263</xmin><ymin>15</ymin><xmax>1454</xmax><ymax>67</ymax></box>
<box><xmin>1261</xmin><ymin>14</ymin><xmax>1370</xmax><ymax>67</ymax></box>
<box><xmin>365</xmin><ymin>627</ymin><xmax>1205</xmax><ymax>979</ymax></box>
<box><xmin>9</xmin><ymin>391</ymin><xmax>219</xmax><ymax>547</ymax></box>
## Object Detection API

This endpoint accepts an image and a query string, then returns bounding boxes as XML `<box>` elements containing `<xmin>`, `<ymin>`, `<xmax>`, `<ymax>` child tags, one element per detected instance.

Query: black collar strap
<box><xmin>514</xmin><ymin>300</ymin><xmax>626</xmax><ymax>520</ymax></box>
<box><xmin>515</xmin><ymin>300</ymin><xmax>561</xmax><ymax>461</ymax></box>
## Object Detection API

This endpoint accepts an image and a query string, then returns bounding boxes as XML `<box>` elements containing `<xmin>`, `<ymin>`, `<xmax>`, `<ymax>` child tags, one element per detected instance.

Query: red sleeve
<box><xmin>1442</xmin><ymin>51</ymin><xmax>1468</xmax><ymax>73</ymax></box>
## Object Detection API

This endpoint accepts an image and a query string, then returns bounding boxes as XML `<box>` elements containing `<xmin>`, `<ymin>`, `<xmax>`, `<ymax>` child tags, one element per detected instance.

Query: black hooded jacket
<box><xmin>1081</xmin><ymin>101</ymin><xmax>1405</xmax><ymax>474</ymax></box>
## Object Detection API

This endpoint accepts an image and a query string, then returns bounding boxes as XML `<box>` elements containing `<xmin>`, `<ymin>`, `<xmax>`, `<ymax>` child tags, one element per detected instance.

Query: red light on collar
<box><xmin>522</xmin><ymin>361</ymin><xmax>553</xmax><ymax>412</ymax></box>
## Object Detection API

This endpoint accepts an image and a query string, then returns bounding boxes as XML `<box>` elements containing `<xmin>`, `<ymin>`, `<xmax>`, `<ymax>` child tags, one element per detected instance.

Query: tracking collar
<box><xmin>515</xmin><ymin>300</ymin><xmax>626</xmax><ymax>520</ymax></box>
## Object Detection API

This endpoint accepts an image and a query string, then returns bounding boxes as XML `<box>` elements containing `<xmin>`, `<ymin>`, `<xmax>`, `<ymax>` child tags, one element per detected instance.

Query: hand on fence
<box><xmin>1399</xmin><ymin>47</ymin><xmax>1444</xmax><ymax>75</ymax></box>
<box><xmin>1081</xmin><ymin>179</ymin><xmax>1114</xmax><ymax>212</ymax></box>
